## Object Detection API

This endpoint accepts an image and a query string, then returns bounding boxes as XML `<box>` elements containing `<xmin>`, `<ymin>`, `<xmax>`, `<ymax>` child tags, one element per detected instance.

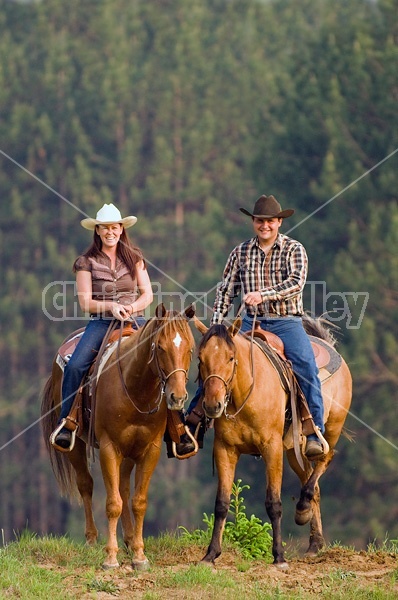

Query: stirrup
<box><xmin>171</xmin><ymin>425</ymin><xmax>199</xmax><ymax>460</ymax></box>
<box><xmin>49</xmin><ymin>418</ymin><xmax>78</xmax><ymax>453</ymax></box>
<box><xmin>312</xmin><ymin>426</ymin><xmax>329</xmax><ymax>456</ymax></box>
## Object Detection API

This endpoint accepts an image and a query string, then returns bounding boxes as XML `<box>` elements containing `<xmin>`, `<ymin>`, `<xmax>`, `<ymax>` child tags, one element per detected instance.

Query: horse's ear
<box><xmin>228</xmin><ymin>317</ymin><xmax>242</xmax><ymax>338</ymax></box>
<box><xmin>193</xmin><ymin>315</ymin><xmax>208</xmax><ymax>335</ymax></box>
<box><xmin>184</xmin><ymin>303</ymin><xmax>196</xmax><ymax>320</ymax></box>
<box><xmin>155</xmin><ymin>303</ymin><xmax>167</xmax><ymax>318</ymax></box>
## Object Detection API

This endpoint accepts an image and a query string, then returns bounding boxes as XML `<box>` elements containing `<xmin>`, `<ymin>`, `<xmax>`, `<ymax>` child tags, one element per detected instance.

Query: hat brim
<box><xmin>80</xmin><ymin>216</ymin><xmax>137</xmax><ymax>230</ymax></box>
<box><xmin>239</xmin><ymin>208</ymin><xmax>294</xmax><ymax>219</ymax></box>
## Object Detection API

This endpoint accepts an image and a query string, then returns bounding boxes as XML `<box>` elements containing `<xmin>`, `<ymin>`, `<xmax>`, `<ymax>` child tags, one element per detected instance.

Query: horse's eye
<box><xmin>229</xmin><ymin>356</ymin><xmax>234</xmax><ymax>362</ymax></box>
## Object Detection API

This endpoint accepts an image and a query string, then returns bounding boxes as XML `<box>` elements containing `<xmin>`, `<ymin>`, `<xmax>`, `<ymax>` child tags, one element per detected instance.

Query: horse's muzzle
<box><xmin>203</xmin><ymin>399</ymin><xmax>225</xmax><ymax>419</ymax></box>
<box><xmin>166</xmin><ymin>392</ymin><xmax>188</xmax><ymax>411</ymax></box>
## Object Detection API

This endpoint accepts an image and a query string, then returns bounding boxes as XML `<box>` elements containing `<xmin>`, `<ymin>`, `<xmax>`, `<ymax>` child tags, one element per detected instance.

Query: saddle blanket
<box><xmin>309</xmin><ymin>335</ymin><xmax>342</xmax><ymax>381</ymax></box>
<box><xmin>55</xmin><ymin>329</ymin><xmax>129</xmax><ymax>383</ymax></box>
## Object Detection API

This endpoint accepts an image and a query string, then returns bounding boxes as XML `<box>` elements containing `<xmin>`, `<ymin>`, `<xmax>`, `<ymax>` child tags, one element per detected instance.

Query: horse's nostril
<box><xmin>168</xmin><ymin>392</ymin><xmax>187</xmax><ymax>407</ymax></box>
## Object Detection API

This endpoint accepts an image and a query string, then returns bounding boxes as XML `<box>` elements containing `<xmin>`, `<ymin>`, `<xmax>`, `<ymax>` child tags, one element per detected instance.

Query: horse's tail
<box><xmin>40</xmin><ymin>374</ymin><xmax>79</xmax><ymax>500</ymax></box>
<box><xmin>302</xmin><ymin>313</ymin><xmax>339</xmax><ymax>347</ymax></box>
<box><xmin>341</xmin><ymin>427</ymin><xmax>355</xmax><ymax>443</ymax></box>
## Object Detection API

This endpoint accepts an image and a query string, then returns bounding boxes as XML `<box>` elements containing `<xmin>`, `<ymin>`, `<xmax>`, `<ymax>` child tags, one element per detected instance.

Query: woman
<box><xmin>52</xmin><ymin>203</ymin><xmax>153</xmax><ymax>450</ymax></box>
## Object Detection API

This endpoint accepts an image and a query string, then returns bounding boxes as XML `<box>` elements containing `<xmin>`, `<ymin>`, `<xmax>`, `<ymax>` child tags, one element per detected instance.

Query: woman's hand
<box><xmin>110</xmin><ymin>303</ymin><xmax>130</xmax><ymax>321</ymax></box>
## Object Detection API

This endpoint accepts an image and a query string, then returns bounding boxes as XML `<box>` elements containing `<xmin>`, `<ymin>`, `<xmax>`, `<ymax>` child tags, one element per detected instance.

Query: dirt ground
<box><xmin>78</xmin><ymin>546</ymin><xmax>398</xmax><ymax>599</ymax></box>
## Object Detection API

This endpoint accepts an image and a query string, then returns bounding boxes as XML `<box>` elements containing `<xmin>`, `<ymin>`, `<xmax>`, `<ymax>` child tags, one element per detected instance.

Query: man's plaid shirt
<box><xmin>211</xmin><ymin>233</ymin><xmax>308</xmax><ymax>324</ymax></box>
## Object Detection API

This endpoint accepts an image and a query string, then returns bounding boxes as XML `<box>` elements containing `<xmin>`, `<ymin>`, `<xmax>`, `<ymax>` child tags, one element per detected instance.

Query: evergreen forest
<box><xmin>0</xmin><ymin>0</ymin><xmax>397</xmax><ymax>551</ymax></box>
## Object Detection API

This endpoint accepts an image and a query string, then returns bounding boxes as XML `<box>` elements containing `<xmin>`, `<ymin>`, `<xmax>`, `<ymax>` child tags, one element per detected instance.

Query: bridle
<box><xmin>201</xmin><ymin>321</ymin><xmax>256</xmax><ymax>420</ymax></box>
<box><xmin>200</xmin><ymin>342</ymin><xmax>241</xmax><ymax>418</ymax></box>
<box><xmin>148</xmin><ymin>338</ymin><xmax>190</xmax><ymax>399</ymax></box>
<box><xmin>201</xmin><ymin>356</ymin><xmax>238</xmax><ymax>410</ymax></box>
<box><xmin>116</xmin><ymin>320</ymin><xmax>191</xmax><ymax>415</ymax></box>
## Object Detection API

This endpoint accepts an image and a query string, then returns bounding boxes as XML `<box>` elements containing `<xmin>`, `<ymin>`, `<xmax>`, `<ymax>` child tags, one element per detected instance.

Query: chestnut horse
<box><xmin>194</xmin><ymin>315</ymin><xmax>352</xmax><ymax>568</ymax></box>
<box><xmin>41</xmin><ymin>304</ymin><xmax>195</xmax><ymax>569</ymax></box>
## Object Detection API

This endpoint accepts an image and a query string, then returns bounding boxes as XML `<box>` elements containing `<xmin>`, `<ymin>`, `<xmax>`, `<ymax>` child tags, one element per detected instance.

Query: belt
<box><xmin>245</xmin><ymin>313</ymin><xmax>302</xmax><ymax>319</ymax></box>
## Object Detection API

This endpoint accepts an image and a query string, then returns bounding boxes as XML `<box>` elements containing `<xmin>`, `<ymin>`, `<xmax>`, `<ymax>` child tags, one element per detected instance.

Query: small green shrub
<box><xmin>180</xmin><ymin>479</ymin><xmax>273</xmax><ymax>561</ymax></box>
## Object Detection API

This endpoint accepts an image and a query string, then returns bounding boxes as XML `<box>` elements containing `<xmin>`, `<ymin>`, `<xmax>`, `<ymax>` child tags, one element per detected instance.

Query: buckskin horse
<box><xmin>41</xmin><ymin>304</ymin><xmax>195</xmax><ymax>569</ymax></box>
<box><xmin>193</xmin><ymin>314</ymin><xmax>352</xmax><ymax>568</ymax></box>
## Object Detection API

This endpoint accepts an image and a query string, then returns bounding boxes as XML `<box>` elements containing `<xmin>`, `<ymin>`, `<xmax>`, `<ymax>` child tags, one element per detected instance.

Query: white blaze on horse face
<box><xmin>173</xmin><ymin>332</ymin><xmax>183</xmax><ymax>348</ymax></box>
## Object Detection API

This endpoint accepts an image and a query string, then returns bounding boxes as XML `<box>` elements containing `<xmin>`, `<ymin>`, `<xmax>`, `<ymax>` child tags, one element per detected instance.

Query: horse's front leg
<box><xmin>128</xmin><ymin>441</ymin><xmax>162</xmax><ymax>571</ymax></box>
<box><xmin>120</xmin><ymin>457</ymin><xmax>135</xmax><ymax>547</ymax></box>
<box><xmin>201</xmin><ymin>441</ymin><xmax>239</xmax><ymax>566</ymax></box>
<box><xmin>99</xmin><ymin>440</ymin><xmax>123</xmax><ymax>569</ymax></box>
<box><xmin>68</xmin><ymin>438</ymin><xmax>98</xmax><ymax>545</ymax></box>
<box><xmin>263</xmin><ymin>437</ymin><xmax>287</xmax><ymax>569</ymax></box>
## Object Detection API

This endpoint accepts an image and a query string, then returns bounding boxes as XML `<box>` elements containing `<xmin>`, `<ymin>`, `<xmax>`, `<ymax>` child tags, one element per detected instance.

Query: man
<box><xmin>181</xmin><ymin>194</ymin><xmax>326</xmax><ymax>458</ymax></box>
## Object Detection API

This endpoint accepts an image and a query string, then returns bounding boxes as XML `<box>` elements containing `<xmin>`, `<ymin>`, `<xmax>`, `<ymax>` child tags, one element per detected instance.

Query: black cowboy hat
<box><xmin>240</xmin><ymin>195</ymin><xmax>294</xmax><ymax>219</ymax></box>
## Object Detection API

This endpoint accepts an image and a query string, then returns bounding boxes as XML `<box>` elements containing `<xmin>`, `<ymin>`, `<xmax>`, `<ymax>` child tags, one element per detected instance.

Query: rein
<box><xmin>224</xmin><ymin>305</ymin><xmax>257</xmax><ymax>419</ymax></box>
<box><xmin>88</xmin><ymin>318</ymin><xmax>120</xmax><ymax>460</ymax></box>
<box><xmin>203</xmin><ymin>304</ymin><xmax>258</xmax><ymax>420</ymax></box>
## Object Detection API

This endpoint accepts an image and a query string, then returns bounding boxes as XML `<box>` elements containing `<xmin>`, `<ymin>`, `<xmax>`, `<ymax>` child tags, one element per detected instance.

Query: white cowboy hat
<box><xmin>80</xmin><ymin>203</ymin><xmax>137</xmax><ymax>230</ymax></box>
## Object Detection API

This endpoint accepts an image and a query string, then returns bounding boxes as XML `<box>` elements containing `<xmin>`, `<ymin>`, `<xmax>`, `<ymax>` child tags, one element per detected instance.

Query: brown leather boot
<box><xmin>175</xmin><ymin>433</ymin><xmax>196</xmax><ymax>456</ymax></box>
<box><xmin>305</xmin><ymin>438</ymin><xmax>324</xmax><ymax>458</ymax></box>
<box><xmin>54</xmin><ymin>427</ymin><xmax>72</xmax><ymax>449</ymax></box>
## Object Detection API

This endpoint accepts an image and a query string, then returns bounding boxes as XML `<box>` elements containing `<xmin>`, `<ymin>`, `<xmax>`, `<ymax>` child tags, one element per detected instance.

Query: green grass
<box><xmin>0</xmin><ymin>531</ymin><xmax>104</xmax><ymax>600</ymax></box>
<box><xmin>0</xmin><ymin>529</ymin><xmax>397</xmax><ymax>599</ymax></box>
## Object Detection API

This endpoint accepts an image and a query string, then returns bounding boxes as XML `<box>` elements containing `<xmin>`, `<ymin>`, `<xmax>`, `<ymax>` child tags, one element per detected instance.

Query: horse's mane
<box><xmin>302</xmin><ymin>314</ymin><xmax>339</xmax><ymax>347</ymax></box>
<box><xmin>139</xmin><ymin>310</ymin><xmax>194</xmax><ymax>342</ymax></box>
<box><xmin>199</xmin><ymin>324</ymin><xmax>235</xmax><ymax>352</ymax></box>
<box><xmin>161</xmin><ymin>311</ymin><xmax>195</xmax><ymax>340</ymax></box>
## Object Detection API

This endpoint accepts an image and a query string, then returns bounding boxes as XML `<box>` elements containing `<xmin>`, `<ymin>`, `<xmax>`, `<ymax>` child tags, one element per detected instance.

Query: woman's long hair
<box><xmin>73</xmin><ymin>227</ymin><xmax>144</xmax><ymax>279</ymax></box>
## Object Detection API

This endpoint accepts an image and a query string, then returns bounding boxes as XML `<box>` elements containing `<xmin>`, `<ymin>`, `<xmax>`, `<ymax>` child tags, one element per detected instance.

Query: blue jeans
<box><xmin>188</xmin><ymin>316</ymin><xmax>324</xmax><ymax>434</ymax></box>
<box><xmin>240</xmin><ymin>315</ymin><xmax>324</xmax><ymax>433</ymax></box>
<box><xmin>60</xmin><ymin>316</ymin><xmax>146</xmax><ymax>421</ymax></box>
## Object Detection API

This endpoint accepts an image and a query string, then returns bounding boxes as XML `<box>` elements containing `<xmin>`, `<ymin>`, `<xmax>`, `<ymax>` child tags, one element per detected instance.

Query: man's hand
<box><xmin>244</xmin><ymin>292</ymin><xmax>262</xmax><ymax>306</ymax></box>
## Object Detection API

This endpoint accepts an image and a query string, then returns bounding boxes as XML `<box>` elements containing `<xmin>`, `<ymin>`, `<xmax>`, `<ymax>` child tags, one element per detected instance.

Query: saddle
<box><xmin>248</xmin><ymin>323</ymin><xmax>341</xmax><ymax>375</ymax></box>
<box><xmin>245</xmin><ymin>323</ymin><xmax>338</xmax><ymax>466</ymax></box>
<box><xmin>57</xmin><ymin>323</ymin><xmax>136</xmax><ymax>369</ymax></box>
<box><xmin>54</xmin><ymin>323</ymin><xmax>137</xmax><ymax>450</ymax></box>
<box><xmin>55</xmin><ymin>323</ymin><xmax>190</xmax><ymax>457</ymax></box>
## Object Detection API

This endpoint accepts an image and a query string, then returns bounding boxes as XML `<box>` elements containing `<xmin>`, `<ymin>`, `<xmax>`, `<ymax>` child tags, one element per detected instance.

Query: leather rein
<box><xmin>202</xmin><ymin>305</ymin><xmax>257</xmax><ymax>420</ymax></box>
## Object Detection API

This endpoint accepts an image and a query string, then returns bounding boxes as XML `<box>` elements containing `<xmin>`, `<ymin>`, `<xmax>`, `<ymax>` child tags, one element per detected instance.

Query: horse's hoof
<box><xmin>131</xmin><ymin>558</ymin><xmax>150</xmax><ymax>571</ymax></box>
<box><xmin>295</xmin><ymin>508</ymin><xmax>312</xmax><ymax>526</ymax></box>
<box><xmin>305</xmin><ymin>539</ymin><xmax>324</xmax><ymax>557</ymax></box>
<box><xmin>199</xmin><ymin>559</ymin><xmax>217</xmax><ymax>572</ymax></box>
<box><xmin>102</xmin><ymin>560</ymin><xmax>120</xmax><ymax>570</ymax></box>
<box><xmin>85</xmin><ymin>535</ymin><xmax>98</xmax><ymax>546</ymax></box>
<box><xmin>274</xmin><ymin>561</ymin><xmax>289</xmax><ymax>571</ymax></box>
